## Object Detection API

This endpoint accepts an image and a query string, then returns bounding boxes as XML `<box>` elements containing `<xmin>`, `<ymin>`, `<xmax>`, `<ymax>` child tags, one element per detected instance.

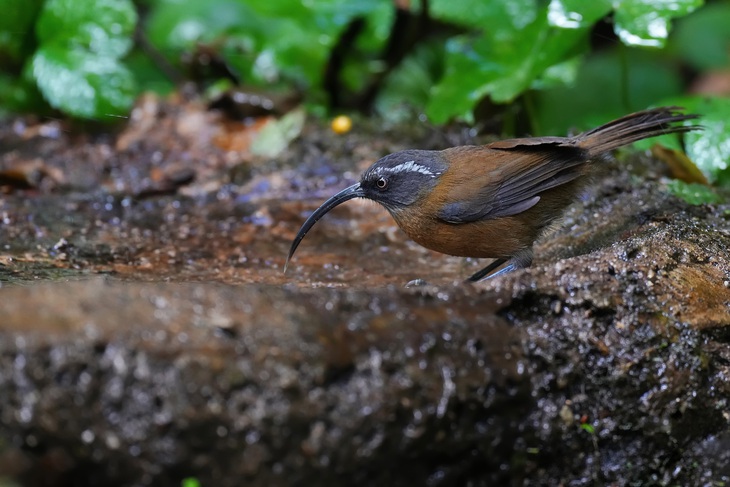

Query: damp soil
<box><xmin>1</xmin><ymin>94</ymin><xmax>729</xmax><ymax>487</ymax></box>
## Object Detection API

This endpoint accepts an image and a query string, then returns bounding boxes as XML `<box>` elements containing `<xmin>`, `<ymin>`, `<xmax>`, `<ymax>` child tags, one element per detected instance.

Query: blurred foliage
<box><xmin>180</xmin><ymin>478</ymin><xmax>201</xmax><ymax>487</ymax></box>
<box><xmin>666</xmin><ymin>179</ymin><xmax>724</xmax><ymax>205</ymax></box>
<box><xmin>671</xmin><ymin>1</ymin><xmax>730</xmax><ymax>70</ymax></box>
<box><xmin>0</xmin><ymin>0</ymin><xmax>728</xmax><ymax>188</ymax></box>
<box><xmin>634</xmin><ymin>96</ymin><xmax>730</xmax><ymax>190</ymax></box>
<box><xmin>1</xmin><ymin>0</ymin><xmax>137</xmax><ymax>117</ymax></box>
<box><xmin>250</xmin><ymin>107</ymin><xmax>306</xmax><ymax>157</ymax></box>
<box><xmin>668</xmin><ymin>96</ymin><xmax>730</xmax><ymax>187</ymax></box>
<box><xmin>534</xmin><ymin>48</ymin><xmax>684</xmax><ymax>134</ymax></box>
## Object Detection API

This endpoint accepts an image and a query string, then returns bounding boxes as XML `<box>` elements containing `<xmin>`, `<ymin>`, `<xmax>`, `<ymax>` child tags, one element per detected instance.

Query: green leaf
<box><xmin>0</xmin><ymin>72</ymin><xmax>45</xmax><ymax>116</ymax></box>
<box><xmin>27</xmin><ymin>0</ymin><xmax>138</xmax><ymax>119</ymax></box>
<box><xmin>145</xmin><ymin>0</ymin><xmax>270</xmax><ymax>88</ymax></box>
<box><xmin>670</xmin><ymin>2</ymin><xmax>730</xmax><ymax>70</ymax></box>
<box><xmin>547</xmin><ymin>0</ymin><xmax>611</xmax><ymax>29</ymax></box>
<box><xmin>663</xmin><ymin>97</ymin><xmax>730</xmax><ymax>187</ymax></box>
<box><xmin>125</xmin><ymin>50</ymin><xmax>175</xmax><ymax>95</ymax></box>
<box><xmin>0</xmin><ymin>0</ymin><xmax>43</xmax><ymax>66</ymax></box>
<box><xmin>251</xmin><ymin>19</ymin><xmax>333</xmax><ymax>87</ymax></box>
<box><xmin>31</xmin><ymin>45</ymin><xmax>135</xmax><ymax>118</ymax></box>
<box><xmin>431</xmin><ymin>0</ymin><xmax>539</xmax><ymax>30</ymax></box>
<box><xmin>666</xmin><ymin>180</ymin><xmax>723</xmax><ymax>205</ymax></box>
<box><xmin>145</xmin><ymin>0</ymin><xmax>390</xmax><ymax>91</ymax></box>
<box><xmin>335</xmin><ymin>3</ymin><xmax>393</xmax><ymax>96</ymax></box>
<box><xmin>251</xmin><ymin>108</ymin><xmax>306</xmax><ymax>158</ymax></box>
<box><xmin>247</xmin><ymin>0</ymin><xmax>383</xmax><ymax>28</ymax></box>
<box><xmin>427</xmin><ymin>8</ymin><xmax>588</xmax><ymax>123</ymax></box>
<box><xmin>376</xmin><ymin>41</ymin><xmax>445</xmax><ymax>123</ymax></box>
<box><xmin>534</xmin><ymin>48</ymin><xmax>683</xmax><ymax>135</ymax></box>
<box><xmin>613</xmin><ymin>0</ymin><xmax>704</xmax><ymax>48</ymax></box>
<box><xmin>530</xmin><ymin>55</ymin><xmax>582</xmax><ymax>91</ymax></box>
<box><xmin>145</xmin><ymin>0</ymin><xmax>258</xmax><ymax>52</ymax></box>
<box><xmin>36</xmin><ymin>0</ymin><xmax>137</xmax><ymax>57</ymax></box>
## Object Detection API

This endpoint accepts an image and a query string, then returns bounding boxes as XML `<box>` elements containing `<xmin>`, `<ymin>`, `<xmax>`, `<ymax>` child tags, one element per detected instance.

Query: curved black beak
<box><xmin>284</xmin><ymin>183</ymin><xmax>365</xmax><ymax>273</ymax></box>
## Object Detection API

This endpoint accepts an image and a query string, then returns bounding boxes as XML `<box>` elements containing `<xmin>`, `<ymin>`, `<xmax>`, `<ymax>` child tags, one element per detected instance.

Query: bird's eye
<box><xmin>376</xmin><ymin>177</ymin><xmax>388</xmax><ymax>189</ymax></box>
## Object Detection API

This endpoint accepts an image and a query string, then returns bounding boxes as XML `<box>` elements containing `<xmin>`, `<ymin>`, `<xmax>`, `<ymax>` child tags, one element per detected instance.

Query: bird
<box><xmin>285</xmin><ymin>107</ymin><xmax>699</xmax><ymax>281</ymax></box>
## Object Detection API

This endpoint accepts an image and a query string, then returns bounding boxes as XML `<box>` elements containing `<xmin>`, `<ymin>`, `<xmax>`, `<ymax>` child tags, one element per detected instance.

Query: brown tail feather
<box><xmin>576</xmin><ymin>106</ymin><xmax>700</xmax><ymax>157</ymax></box>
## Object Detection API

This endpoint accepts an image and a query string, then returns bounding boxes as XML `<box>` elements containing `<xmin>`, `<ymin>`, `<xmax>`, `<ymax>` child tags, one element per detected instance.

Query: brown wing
<box><xmin>436</xmin><ymin>139</ymin><xmax>587</xmax><ymax>223</ymax></box>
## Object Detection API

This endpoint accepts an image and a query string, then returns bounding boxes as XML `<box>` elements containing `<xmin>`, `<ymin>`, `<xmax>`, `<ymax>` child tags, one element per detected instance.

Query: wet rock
<box><xmin>1</xmin><ymin>281</ymin><xmax>527</xmax><ymax>486</ymax></box>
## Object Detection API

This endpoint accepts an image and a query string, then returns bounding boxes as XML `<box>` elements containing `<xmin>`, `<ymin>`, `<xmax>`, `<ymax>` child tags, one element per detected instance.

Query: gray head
<box><xmin>359</xmin><ymin>150</ymin><xmax>447</xmax><ymax>211</ymax></box>
<box><xmin>284</xmin><ymin>149</ymin><xmax>447</xmax><ymax>271</ymax></box>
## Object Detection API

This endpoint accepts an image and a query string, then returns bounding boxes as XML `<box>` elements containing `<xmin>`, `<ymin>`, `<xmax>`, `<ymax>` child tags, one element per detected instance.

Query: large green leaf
<box><xmin>29</xmin><ymin>0</ymin><xmax>138</xmax><ymax>118</ymax></box>
<box><xmin>427</xmin><ymin>9</ymin><xmax>588</xmax><ymax>123</ymax></box>
<box><xmin>36</xmin><ymin>0</ymin><xmax>137</xmax><ymax>57</ymax></box>
<box><xmin>613</xmin><ymin>0</ymin><xmax>704</xmax><ymax>48</ymax></box>
<box><xmin>31</xmin><ymin>45</ymin><xmax>135</xmax><ymax>118</ymax></box>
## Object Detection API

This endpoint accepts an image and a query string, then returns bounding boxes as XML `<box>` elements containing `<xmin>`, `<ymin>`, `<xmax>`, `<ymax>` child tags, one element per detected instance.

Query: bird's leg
<box><xmin>467</xmin><ymin>249</ymin><xmax>533</xmax><ymax>282</ymax></box>
<box><xmin>466</xmin><ymin>258</ymin><xmax>508</xmax><ymax>282</ymax></box>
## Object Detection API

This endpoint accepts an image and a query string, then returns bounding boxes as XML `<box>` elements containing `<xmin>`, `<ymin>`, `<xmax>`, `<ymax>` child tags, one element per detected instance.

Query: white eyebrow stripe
<box><xmin>373</xmin><ymin>160</ymin><xmax>440</xmax><ymax>177</ymax></box>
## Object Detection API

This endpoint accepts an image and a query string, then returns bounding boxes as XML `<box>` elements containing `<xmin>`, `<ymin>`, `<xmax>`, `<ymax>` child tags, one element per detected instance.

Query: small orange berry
<box><xmin>331</xmin><ymin>115</ymin><xmax>352</xmax><ymax>134</ymax></box>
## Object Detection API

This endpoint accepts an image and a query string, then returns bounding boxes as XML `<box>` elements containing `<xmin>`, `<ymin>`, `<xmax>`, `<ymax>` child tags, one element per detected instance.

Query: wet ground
<box><xmin>1</xmin><ymin>94</ymin><xmax>729</xmax><ymax>486</ymax></box>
